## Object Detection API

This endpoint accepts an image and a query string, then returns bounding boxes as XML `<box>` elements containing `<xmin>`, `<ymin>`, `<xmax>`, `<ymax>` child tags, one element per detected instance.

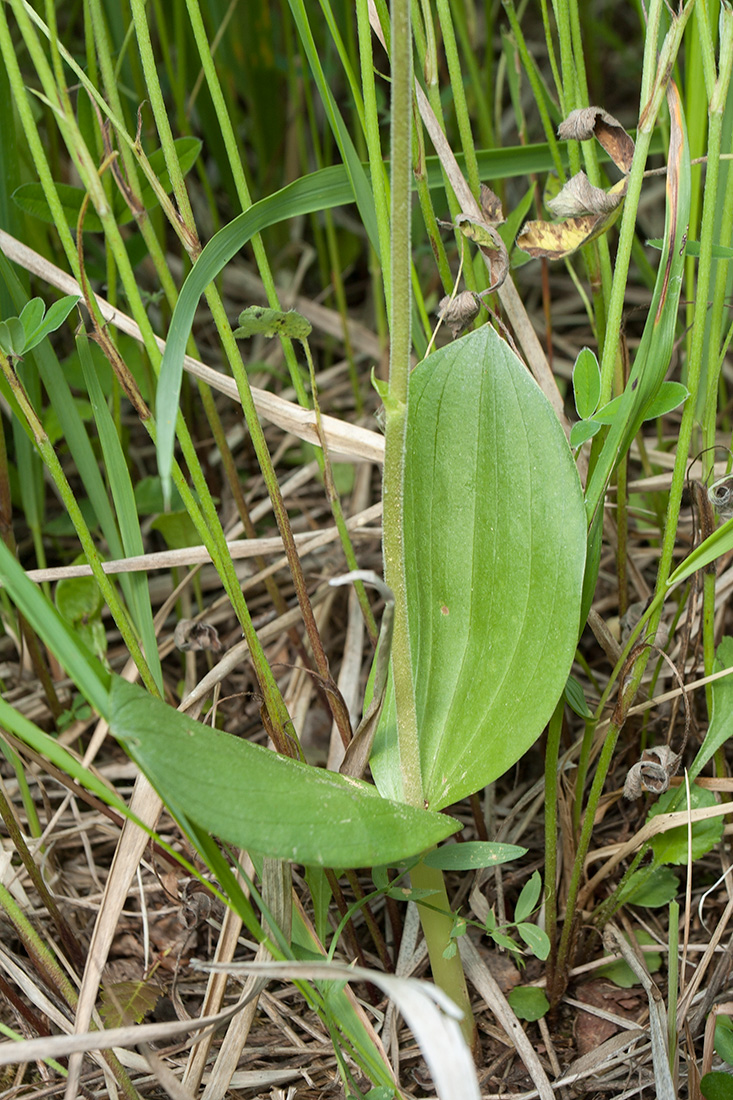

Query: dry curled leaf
<box><xmin>708</xmin><ymin>474</ymin><xmax>733</xmax><ymax>521</ymax></box>
<box><xmin>479</xmin><ymin>183</ymin><xmax>505</xmax><ymax>225</ymax></box>
<box><xmin>547</xmin><ymin>171</ymin><xmax>626</xmax><ymax>218</ymax></box>
<box><xmin>452</xmin><ymin>214</ymin><xmax>509</xmax><ymax>289</ymax></box>
<box><xmin>558</xmin><ymin>106</ymin><xmax>635</xmax><ymax>173</ymax></box>
<box><xmin>173</xmin><ymin>618</ymin><xmax>222</xmax><ymax>653</ymax></box>
<box><xmin>437</xmin><ymin>291</ymin><xmax>481</xmax><ymax>338</ymax></box>
<box><xmin>623</xmin><ymin>744</ymin><xmax>681</xmax><ymax>800</ymax></box>
<box><xmin>518</xmin><ymin>175</ymin><xmax>626</xmax><ymax>260</ymax></box>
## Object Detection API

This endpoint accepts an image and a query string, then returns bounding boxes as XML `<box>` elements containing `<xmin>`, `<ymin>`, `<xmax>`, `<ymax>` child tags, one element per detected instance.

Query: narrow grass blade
<box><xmin>0</xmin><ymin>540</ymin><xmax>110</xmax><ymax>715</ymax></box>
<box><xmin>155</xmin><ymin>167</ymin><xmax>352</xmax><ymax>497</ymax></box>
<box><xmin>77</xmin><ymin>332</ymin><xmax>163</xmax><ymax>692</ymax></box>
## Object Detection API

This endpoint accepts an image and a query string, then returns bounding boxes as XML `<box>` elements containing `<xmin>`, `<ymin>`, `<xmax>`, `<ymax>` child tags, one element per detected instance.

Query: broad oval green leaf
<box><xmin>372</xmin><ymin>325</ymin><xmax>586</xmax><ymax>810</ymax></box>
<box><xmin>701</xmin><ymin>1072</ymin><xmax>733</xmax><ymax>1100</ymax></box>
<box><xmin>572</xmin><ymin>347</ymin><xmax>601</xmax><ymax>419</ymax></box>
<box><xmin>109</xmin><ymin>678</ymin><xmax>460</xmax><ymax>868</ymax></box>
<box><xmin>642</xmin><ymin>380</ymin><xmax>689</xmax><ymax>420</ymax></box>
<box><xmin>422</xmin><ymin>841</ymin><xmax>527</xmax><ymax>871</ymax></box>
<box><xmin>507</xmin><ymin>986</ymin><xmax>549</xmax><ymax>1021</ymax></box>
<box><xmin>569</xmin><ymin>418</ymin><xmax>602</xmax><ymax>448</ymax></box>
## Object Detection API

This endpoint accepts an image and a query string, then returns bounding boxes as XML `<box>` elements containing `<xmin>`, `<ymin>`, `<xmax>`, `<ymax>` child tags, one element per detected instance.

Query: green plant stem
<box><xmin>356</xmin><ymin>0</ymin><xmax>392</xmax><ymax>309</ymax></box>
<box><xmin>436</xmin><ymin>0</ymin><xmax>480</xmax><ymax>198</ymax></box>
<box><xmin>668</xmin><ymin>899</ymin><xmax>679</xmax><ymax>1075</ymax></box>
<box><xmin>597</xmin><ymin>0</ymin><xmax>690</xmax><ymax>407</ymax></box>
<box><xmin>383</xmin><ymin>0</ymin><xmax>421</xmax><ymax>809</ymax></box>
<box><xmin>543</xmin><ymin>695</ymin><xmax>564</xmax><ymax>977</ymax></box>
<box><xmin>411</xmin><ymin>859</ymin><xmax>476</xmax><ymax>1050</ymax></box>
<box><xmin>302</xmin><ymin>340</ymin><xmax>378</xmax><ymax>643</ymax></box>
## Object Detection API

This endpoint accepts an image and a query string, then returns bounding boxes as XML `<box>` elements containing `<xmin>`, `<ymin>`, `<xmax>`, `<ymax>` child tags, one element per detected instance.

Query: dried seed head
<box><xmin>623</xmin><ymin>745</ymin><xmax>680</xmax><ymax>800</ymax></box>
<box><xmin>437</xmin><ymin>291</ymin><xmax>481</xmax><ymax>339</ymax></box>
<box><xmin>173</xmin><ymin>619</ymin><xmax>222</xmax><ymax>653</ymax></box>
<box><xmin>708</xmin><ymin>475</ymin><xmax>733</xmax><ymax>521</ymax></box>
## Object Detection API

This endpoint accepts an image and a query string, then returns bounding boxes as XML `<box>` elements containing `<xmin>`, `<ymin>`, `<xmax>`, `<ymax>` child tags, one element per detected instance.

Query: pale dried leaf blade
<box><xmin>558</xmin><ymin>106</ymin><xmax>635</xmax><ymax>172</ymax></box>
<box><xmin>437</xmin><ymin>291</ymin><xmax>481</xmax><ymax>339</ymax></box>
<box><xmin>547</xmin><ymin>171</ymin><xmax>624</xmax><ymax>218</ymax></box>
<box><xmin>193</xmin><ymin>960</ymin><xmax>480</xmax><ymax>1100</ymax></box>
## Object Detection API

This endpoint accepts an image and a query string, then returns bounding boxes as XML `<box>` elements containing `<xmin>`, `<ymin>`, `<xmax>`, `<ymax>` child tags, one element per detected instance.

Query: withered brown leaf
<box><xmin>558</xmin><ymin>107</ymin><xmax>635</xmax><ymax>173</ymax></box>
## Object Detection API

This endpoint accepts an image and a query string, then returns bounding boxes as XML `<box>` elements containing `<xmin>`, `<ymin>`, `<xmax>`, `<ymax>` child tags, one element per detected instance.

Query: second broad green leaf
<box><xmin>108</xmin><ymin>677</ymin><xmax>460</xmax><ymax>868</ymax></box>
<box><xmin>371</xmin><ymin>324</ymin><xmax>586</xmax><ymax>810</ymax></box>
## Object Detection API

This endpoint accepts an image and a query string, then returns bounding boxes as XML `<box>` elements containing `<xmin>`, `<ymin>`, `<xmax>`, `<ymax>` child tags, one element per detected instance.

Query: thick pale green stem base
<box><xmin>410</xmin><ymin>859</ymin><xmax>477</xmax><ymax>1051</ymax></box>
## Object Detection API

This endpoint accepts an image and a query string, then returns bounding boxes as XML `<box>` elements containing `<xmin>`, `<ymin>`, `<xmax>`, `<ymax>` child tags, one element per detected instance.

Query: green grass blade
<box><xmin>77</xmin><ymin>332</ymin><xmax>163</xmax><ymax>693</ymax></box>
<box><xmin>155</xmin><ymin>167</ymin><xmax>354</xmax><ymax>494</ymax></box>
<box><xmin>0</xmin><ymin>539</ymin><xmax>110</xmax><ymax>715</ymax></box>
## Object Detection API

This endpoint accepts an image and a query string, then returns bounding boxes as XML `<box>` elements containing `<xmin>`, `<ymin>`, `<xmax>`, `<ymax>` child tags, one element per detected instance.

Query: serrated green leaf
<box><xmin>507</xmin><ymin>986</ymin><xmax>549</xmax><ymax>1021</ymax></box>
<box><xmin>564</xmin><ymin>674</ymin><xmax>593</xmax><ymax>718</ymax></box>
<box><xmin>99</xmin><ymin>979</ymin><xmax>162</xmax><ymax>1027</ymax></box>
<box><xmin>515</xmin><ymin>871</ymin><xmax>542</xmax><ymax>922</ymax></box>
<box><xmin>642</xmin><ymin>380</ymin><xmax>689</xmax><ymax>420</ymax></box>
<box><xmin>422</xmin><ymin>841</ymin><xmax>527</xmax><ymax>871</ymax></box>
<box><xmin>371</xmin><ymin>325</ymin><xmax>586</xmax><ymax>809</ymax></box>
<box><xmin>572</xmin><ymin>347</ymin><xmax>601</xmax><ymax>419</ymax></box>
<box><xmin>649</xmin><ymin>783</ymin><xmax>724</xmax><ymax>866</ymax></box>
<box><xmin>569</xmin><ymin>419</ymin><xmax>602</xmax><ymax>448</ymax></box>
<box><xmin>234</xmin><ymin>305</ymin><xmax>313</xmax><ymax>341</ymax></box>
<box><xmin>109</xmin><ymin>677</ymin><xmax>460</xmax><ymax>867</ymax></box>
<box><xmin>516</xmin><ymin>922</ymin><xmax>550</xmax><ymax>959</ymax></box>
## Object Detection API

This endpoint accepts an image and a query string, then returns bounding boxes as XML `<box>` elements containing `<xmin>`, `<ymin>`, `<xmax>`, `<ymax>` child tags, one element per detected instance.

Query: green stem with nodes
<box><xmin>383</xmin><ymin>0</ymin><xmax>476</xmax><ymax>1050</ymax></box>
<box><xmin>383</xmin><ymin>0</ymin><xmax>421</xmax><ymax>810</ymax></box>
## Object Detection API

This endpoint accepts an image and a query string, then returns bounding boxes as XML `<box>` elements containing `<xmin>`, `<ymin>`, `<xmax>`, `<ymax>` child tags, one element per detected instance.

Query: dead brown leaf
<box><xmin>558</xmin><ymin>107</ymin><xmax>635</xmax><ymax>172</ymax></box>
<box><xmin>437</xmin><ymin>290</ymin><xmax>481</xmax><ymax>338</ymax></box>
<box><xmin>479</xmin><ymin>183</ymin><xmax>505</xmax><ymax>225</ymax></box>
<box><xmin>547</xmin><ymin>170</ymin><xmax>626</xmax><ymax>218</ymax></box>
<box><xmin>453</xmin><ymin>213</ymin><xmax>509</xmax><ymax>289</ymax></box>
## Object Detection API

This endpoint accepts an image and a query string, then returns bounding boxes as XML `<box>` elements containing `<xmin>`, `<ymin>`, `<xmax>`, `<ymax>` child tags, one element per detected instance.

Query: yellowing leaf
<box><xmin>516</xmin><ymin>201</ymin><xmax>623</xmax><ymax>260</ymax></box>
<box><xmin>99</xmin><ymin>979</ymin><xmax>162</xmax><ymax>1027</ymax></box>
<box><xmin>452</xmin><ymin>214</ymin><xmax>509</xmax><ymax>289</ymax></box>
